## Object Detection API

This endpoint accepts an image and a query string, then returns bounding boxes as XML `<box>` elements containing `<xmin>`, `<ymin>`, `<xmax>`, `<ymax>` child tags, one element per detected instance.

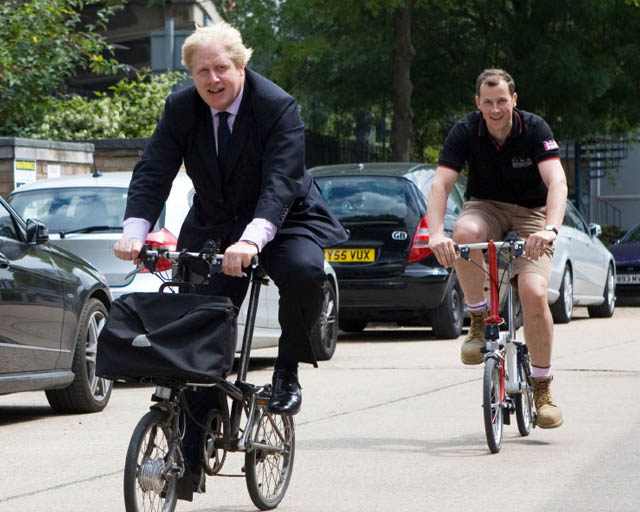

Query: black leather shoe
<box><xmin>268</xmin><ymin>370</ymin><xmax>302</xmax><ymax>415</ymax></box>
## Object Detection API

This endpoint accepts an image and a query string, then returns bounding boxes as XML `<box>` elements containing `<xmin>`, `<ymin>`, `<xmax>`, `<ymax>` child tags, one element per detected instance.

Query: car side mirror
<box><xmin>588</xmin><ymin>223</ymin><xmax>602</xmax><ymax>238</ymax></box>
<box><xmin>26</xmin><ymin>219</ymin><xmax>49</xmax><ymax>245</ymax></box>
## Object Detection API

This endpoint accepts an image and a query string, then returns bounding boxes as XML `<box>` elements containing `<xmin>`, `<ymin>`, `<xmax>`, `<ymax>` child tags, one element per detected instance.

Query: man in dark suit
<box><xmin>114</xmin><ymin>22</ymin><xmax>347</xmax><ymax>495</ymax></box>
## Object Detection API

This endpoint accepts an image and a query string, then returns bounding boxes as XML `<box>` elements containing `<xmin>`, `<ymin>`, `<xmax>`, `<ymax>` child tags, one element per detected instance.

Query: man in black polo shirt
<box><xmin>427</xmin><ymin>68</ymin><xmax>567</xmax><ymax>429</ymax></box>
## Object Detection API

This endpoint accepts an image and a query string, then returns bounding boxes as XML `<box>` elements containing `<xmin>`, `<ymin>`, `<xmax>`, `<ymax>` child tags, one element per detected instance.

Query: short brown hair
<box><xmin>475</xmin><ymin>69</ymin><xmax>515</xmax><ymax>96</ymax></box>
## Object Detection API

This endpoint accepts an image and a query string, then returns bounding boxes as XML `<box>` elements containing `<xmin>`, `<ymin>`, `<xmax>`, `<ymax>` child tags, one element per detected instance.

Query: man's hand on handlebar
<box><xmin>223</xmin><ymin>241</ymin><xmax>258</xmax><ymax>278</ymax></box>
<box><xmin>428</xmin><ymin>233</ymin><xmax>457</xmax><ymax>269</ymax></box>
<box><xmin>114</xmin><ymin>237</ymin><xmax>144</xmax><ymax>265</ymax></box>
<box><xmin>525</xmin><ymin>230</ymin><xmax>556</xmax><ymax>261</ymax></box>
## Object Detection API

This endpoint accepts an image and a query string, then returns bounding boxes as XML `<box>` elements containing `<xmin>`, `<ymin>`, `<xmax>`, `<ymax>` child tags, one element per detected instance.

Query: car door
<box><xmin>0</xmin><ymin>201</ymin><xmax>64</xmax><ymax>373</ymax></box>
<box><xmin>563</xmin><ymin>204</ymin><xmax>605</xmax><ymax>298</ymax></box>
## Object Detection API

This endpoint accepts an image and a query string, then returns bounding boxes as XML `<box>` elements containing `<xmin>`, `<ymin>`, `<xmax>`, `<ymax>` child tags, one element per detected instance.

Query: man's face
<box><xmin>192</xmin><ymin>45</ymin><xmax>245</xmax><ymax>111</ymax></box>
<box><xmin>475</xmin><ymin>79</ymin><xmax>517</xmax><ymax>138</ymax></box>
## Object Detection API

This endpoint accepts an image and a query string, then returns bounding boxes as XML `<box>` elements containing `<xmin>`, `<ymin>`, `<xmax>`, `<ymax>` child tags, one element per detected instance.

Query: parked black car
<box><xmin>608</xmin><ymin>222</ymin><xmax>640</xmax><ymax>300</ymax></box>
<box><xmin>0</xmin><ymin>195</ymin><xmax>113</xmax><ymax>413</ymax></box>
<box><xmin>310</xmin><ymin>163</ymin><xmax>465</xmax><ymax>338</ymax></box>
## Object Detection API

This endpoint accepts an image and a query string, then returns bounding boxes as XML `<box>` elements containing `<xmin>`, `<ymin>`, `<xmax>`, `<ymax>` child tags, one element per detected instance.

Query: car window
<box><xmin>623</xmin><ymin>225</ymin><xmax>640</xmax><ymax>242</ymax></box>
<box><xmin>9</xmin><ymin>187</ymin><xmax>127</xmax><ymax>233</ymax></box>
<box><xmin>563</xmin><ymin>203</ymin><xmax>588</xmax><ymax>233</ymax></box>
<box><xmin>404</xmin><ymin>169</ymin><xmax>462</xmax><ymax>215</ymax></box>
<box><xmin>0</xmin><ymin>201</ymin><xmax>19</xmax><ymax>241</ymax></box>
<box><xmin>315</xmin><ymin>176</ymin><xmax>420</xmax><ymax>221</ymax></box>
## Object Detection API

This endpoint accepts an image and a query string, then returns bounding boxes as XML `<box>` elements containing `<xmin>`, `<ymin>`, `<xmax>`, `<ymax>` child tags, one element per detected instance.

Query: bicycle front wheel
<box><xmin>245</xmin><ymin>406</ymin><xmax>295</xmax><ymax>510</ymax></box>
<box><xmin>514</xmin><ymin>347</ymin><xmax>534</xmax><ymax>436</ymax></box>
<box><xmin>124</xmin><ymin>409</ymin><xmax>178</xmax><ymax>512</ymax></box>
<box><xmin>483</xmin><ymin>357</ymin><xmax>504</xmax><ymax>453</ymax></box>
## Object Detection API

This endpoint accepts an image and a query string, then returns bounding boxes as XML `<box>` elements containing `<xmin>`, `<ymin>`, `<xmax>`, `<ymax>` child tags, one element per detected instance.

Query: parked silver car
<box><xmin>8</xmin><ymin>171</ymin><xmax>339</xmax><ymax>360</ymax></box>
<box><xmin>547</xmin><ymin>201</ymin><xmax>616</xmax><ymax>323</ymax></box>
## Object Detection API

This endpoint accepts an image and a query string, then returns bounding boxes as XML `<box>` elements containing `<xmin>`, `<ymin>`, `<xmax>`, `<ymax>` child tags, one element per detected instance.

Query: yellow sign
<box><xmin>15</xmin><ymin>160</ymin><xmax>36</xmax><ymax>171</ymax></box>
<box><xmin>14</xmin><ymin>159</ymin><xmax>37</xmax><ymax>188</ymax></box>
<box><xmin>324</xmin><ymin>248</ymin><xmax>375</xmax><ymax>263</ymax></box>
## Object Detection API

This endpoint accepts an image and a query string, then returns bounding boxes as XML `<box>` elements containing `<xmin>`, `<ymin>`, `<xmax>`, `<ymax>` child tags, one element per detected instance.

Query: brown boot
<box><xmin>531</xmin><ymin>376</ymin><xmax>564</xmax><ymax>429</ymax></box>
<box><xmin>461</xmin><ymin>311</ymin><xmax>487</xmax><ymax>365</ymax></box>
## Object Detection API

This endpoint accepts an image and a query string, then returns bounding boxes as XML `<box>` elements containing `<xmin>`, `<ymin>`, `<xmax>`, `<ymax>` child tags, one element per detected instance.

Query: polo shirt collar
<box><xmin>477</xmin><ymin>108</ymin><xmax>523</xmax><ymax>140</ymax></box>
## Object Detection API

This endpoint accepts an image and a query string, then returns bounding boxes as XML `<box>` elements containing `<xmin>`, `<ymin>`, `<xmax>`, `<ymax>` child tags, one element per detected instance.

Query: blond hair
<box><xmin>182</xmin><ymin>22</ymin><xmax>253</xmax><ymax>72</ymax></box>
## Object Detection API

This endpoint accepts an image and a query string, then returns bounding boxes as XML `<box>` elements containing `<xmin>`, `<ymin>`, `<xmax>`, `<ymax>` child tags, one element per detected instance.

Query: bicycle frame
<box><xmin>458</xmin><ymin>239</ymin><xmax>525</xmax><ymax>390</ymax></box>
<box><xmin>143</xmin><ymin>247</ymin><xmax>276</xmax><ymax>451</ymax></box>
<box><xmin>457</xmin><ymin>237</ymin><xmax>535</xmax><ymax>453</ymax></box>
<box><xmin>123</xmin><ymin>244</ymin><xmax>296</xmax><ymax>511</ymax></box>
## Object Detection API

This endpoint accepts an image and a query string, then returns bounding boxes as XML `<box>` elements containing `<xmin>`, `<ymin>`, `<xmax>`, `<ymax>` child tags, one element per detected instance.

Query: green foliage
<box><xmin>600</xmin><ymin>224</ymin><xmax>627</xmax><ymax>247</ymax></box>
<box><xmin>226</xmin><ymin>0</ymin><xmax>640</xmax><ymax>159</ymax></box>
<box><xmin>0</xmin><ymin>0</ymin><xmax>125</xmax><ymax>137</ymax></box>
<box><xmin>30</xmin><ymin>71</ymin><xmax>187</xmax><ymax>140</ymax></box>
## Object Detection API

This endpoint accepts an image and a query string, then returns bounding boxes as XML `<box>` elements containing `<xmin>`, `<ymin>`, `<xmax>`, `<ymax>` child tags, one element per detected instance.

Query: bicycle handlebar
<box><xmin>454</xmin><ymin>238</ymin><xmax>526</xmax><ymax>261</ymax></box>
<box><xmin>125</xmin><ymin>240</ymin><xmax>259</xmax><ymax>281</ymax></box>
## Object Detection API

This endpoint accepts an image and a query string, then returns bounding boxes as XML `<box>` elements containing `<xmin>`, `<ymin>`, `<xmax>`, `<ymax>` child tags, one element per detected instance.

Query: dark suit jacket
<box><xmin>124</xmin><ymin>68</ymin><xmax>347</xmax><ymax>252</ymax></box>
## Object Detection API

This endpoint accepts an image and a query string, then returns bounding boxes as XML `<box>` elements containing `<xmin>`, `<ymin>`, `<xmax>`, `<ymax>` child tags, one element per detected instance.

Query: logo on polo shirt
<box><xmin>543</xmin><ymin>139</ymin><xmax>559</xmax><ymax>151</ymax></box>
<box><xmin>512</xmin><ymin>156</ymin><xmax>533</xmax><ymax>168</ymax></box>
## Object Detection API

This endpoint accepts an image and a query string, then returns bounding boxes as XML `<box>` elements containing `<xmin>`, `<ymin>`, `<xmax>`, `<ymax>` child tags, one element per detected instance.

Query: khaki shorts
<box><xmin>456</xmin><ymin>199</ymin><xmax>554</xmax><ymax>282</ymax></box>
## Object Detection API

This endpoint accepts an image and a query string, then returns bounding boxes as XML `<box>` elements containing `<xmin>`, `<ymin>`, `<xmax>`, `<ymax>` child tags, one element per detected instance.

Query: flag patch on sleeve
<box><xmin>543</xmin><ymin>139</ymin><xmax>559</xmax><ymax>151</ymax></box>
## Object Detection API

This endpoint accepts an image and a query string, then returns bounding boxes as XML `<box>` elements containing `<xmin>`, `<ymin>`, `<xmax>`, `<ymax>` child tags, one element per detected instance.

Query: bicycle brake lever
<box><xmin>125</xmin><ymin>265</ymin><xmax>144</xmax><ymax>280</ymax></box>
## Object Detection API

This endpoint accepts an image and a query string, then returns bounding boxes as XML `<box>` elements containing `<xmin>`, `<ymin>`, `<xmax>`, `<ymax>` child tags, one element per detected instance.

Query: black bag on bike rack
<box><xmin>96</xmin><ymin>292</ymin><xmax>238</xmax><ymax>383</ymax></box>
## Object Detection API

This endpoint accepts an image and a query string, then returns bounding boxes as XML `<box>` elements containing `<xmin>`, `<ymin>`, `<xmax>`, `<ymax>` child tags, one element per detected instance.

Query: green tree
<box><xmin>0</xmin><ymin>0</ymin><xmax>125</xmax><ymax>137</ymax></box>
<box><xmin>224</xmin><ymin>0</ymin><xmax>640</xmax><ymax>162</ymax></box>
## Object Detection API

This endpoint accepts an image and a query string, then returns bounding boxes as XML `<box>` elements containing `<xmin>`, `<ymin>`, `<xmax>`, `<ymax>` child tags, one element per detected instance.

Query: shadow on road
<box><xmin>297</xmin><ymin>432</ymin><xmax>550</xmax><ymax>458</ymax></box>
<box><xmin>338</xmin><ymin>328</ymin><xmax>454</xmax><ymax>344</ymax></box>
<box><xmin>0</xmin><ymin>405</ymin><xmax>56</xmax><ymax>426</ymax></box>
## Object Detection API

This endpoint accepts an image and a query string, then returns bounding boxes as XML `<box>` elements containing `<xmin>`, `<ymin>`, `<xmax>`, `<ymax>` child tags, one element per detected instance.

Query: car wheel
<box><xmin>311</xmin><ymin>280</ymin><xmax>338</xmax><ymax>361</ymax></box>
<box><xmin>46</xmin><ymin>298</ymin><xmax>113</xmax><ymax>413</ymax></box>
<box><xmin>339</xmin><ymin>318</ymin><xmax>367</xmax><ymax>333</ymax></box>
<box><xmin>587</xmin><ymin>265</ymin><xmax>616</xmax><ymax>318</ymax></box>
<box><xmin>431</xmin><ymin>275</ymin><xmax>464</xmax><ymax>339</ymax></box>
<box><xmin>551</xmin><ymin>265</ymin><xmax>573</xmax><ymax>324</ymax></box>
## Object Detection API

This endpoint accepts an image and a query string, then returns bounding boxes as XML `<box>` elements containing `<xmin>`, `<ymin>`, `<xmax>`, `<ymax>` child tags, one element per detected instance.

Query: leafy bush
<box><xmin>31</xmin><ymin>71</ymin><xmax>187</xmax><ymax>140</ymax></box>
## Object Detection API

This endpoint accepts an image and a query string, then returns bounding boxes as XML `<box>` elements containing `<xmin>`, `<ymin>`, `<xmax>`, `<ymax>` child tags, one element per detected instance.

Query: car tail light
<box><xmin>408</xmin><ymin>216</ymin><xmax>432</xmax><ymax>263</ymax></box>
<box><xmin>143</xmin><ymin>228</ymin><xmax>178</xmax><ymax>272</ymax></box>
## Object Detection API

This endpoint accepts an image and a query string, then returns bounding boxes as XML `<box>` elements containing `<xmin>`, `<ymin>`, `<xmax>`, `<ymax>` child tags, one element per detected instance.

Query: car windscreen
<box><xmin>623</xmin><ymin>224</ymin><xmax>640</xmax><ymax>243</ymax></box>
<box><xmin>8</xmin><ymin>187</ymin><xmax>126</xmax><ymax>234</ymax></box>
<box><xmin>315</xmin><ymin>176</ymin><xmax>423</xmax><ymax>222</ymax></box>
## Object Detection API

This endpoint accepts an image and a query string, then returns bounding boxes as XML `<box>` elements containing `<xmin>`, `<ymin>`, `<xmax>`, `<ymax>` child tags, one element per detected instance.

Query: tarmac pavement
<box><xmin>1</xmin><ymin>306</ymin><xmax>639</xmax><ymax>512</ymax></box>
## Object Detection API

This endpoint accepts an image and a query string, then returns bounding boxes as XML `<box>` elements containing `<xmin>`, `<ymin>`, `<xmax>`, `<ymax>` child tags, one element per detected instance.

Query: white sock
<box><xmin>532</xmin><ymin>365</ymin><xmax>551</xmax><ymax>378</ymax></box>
<box><xmin>466</xmin><ymin>299</ymin><xmax>487</xmax><ymax>312</ymax></box>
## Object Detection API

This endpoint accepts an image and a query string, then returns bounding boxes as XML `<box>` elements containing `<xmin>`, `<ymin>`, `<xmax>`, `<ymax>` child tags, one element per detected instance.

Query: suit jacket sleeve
<box><xmin>124</xmin><ymin>94</ymin><xmax>183</xmax><ymax>225</ymax></box>
<box><xmin>253</xmin><ymin>97</ymin><xmax>307</xmax><ymax>229</ymax></box>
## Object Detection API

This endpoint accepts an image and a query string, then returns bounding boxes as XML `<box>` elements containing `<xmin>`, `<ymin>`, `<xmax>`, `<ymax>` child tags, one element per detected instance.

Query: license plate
<box><xmin>616</xmin><ymin>274</ymin><xmax>640</xmax><ymax>284</ymax></box>
<box><xmin>324</xmin><ymin>248</ymin><xmax>375</xmax><ymax>263</ymax></box>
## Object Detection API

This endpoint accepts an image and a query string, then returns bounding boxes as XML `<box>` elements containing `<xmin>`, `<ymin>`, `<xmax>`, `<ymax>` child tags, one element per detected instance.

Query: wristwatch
<box><xmin>544</xmin><ymin>225</ymin><xmax>558</xmax><ymax>235</ymax></box>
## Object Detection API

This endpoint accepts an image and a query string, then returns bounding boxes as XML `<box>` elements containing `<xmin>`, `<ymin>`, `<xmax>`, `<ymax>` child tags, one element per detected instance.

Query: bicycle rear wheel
<box><xmin>124</xmin><ymin>409</ymin><xmax>178</xmax><ymax>512</ymax></box>
<box><xmin>483</xmin><ymin>357</ymin><xmax>504</xmax><ymax>453</ymax></box>
<box><xmin>245</xmin><ymin>406</ymin><xmax>295</xmax><ymax>510</ymax></box>
<box><xmin>515</xmin><ymin>346</ymin><xmax>534</xmax><ymax>436</ymax></box>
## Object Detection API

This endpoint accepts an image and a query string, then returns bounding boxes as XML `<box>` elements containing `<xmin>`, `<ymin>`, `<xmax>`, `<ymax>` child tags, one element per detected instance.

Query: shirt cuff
<box><xmin>240</xmin><ymin>218</ymin><xmax>277</xmax><ymax>252</ymax></box>
<box><xmin>122</xmin><ymin>217</ymin><xmax>151</xmax><ymax>242</ymax></box>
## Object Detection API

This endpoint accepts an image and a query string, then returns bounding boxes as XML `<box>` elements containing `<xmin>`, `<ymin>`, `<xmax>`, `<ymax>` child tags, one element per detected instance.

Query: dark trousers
<box><xmin>182</xmin><ymin>234</ymin><xmax>326</xmax><ymax>472</ymax></box>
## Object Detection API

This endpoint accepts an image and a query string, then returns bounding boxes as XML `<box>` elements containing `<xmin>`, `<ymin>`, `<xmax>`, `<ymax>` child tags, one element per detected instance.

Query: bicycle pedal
<box><xmin>256</xmin><ymin>396</ymin><xmax>270</xmax><ymax>406</ymax></box>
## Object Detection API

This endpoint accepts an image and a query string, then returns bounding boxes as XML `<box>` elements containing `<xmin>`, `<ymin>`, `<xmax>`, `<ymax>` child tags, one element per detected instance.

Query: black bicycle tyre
<box><xmin>124</xmin><ymin>409</ymin><xmax>178</xmax><ymax>512</ymax></box>
<box><xmin>245</xmin><ymin>407</ymin><xmax>295</xmax><ymax>510</ymax></box>
<box><xmin>514</xmin><ymin>347</ymin><xmax>534</xmax><ymax>436</ymax></box>
<box><xmin>483</xmin><ymin>357</ymin><xmax>504</xmax><ymax>454</ymax></box>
